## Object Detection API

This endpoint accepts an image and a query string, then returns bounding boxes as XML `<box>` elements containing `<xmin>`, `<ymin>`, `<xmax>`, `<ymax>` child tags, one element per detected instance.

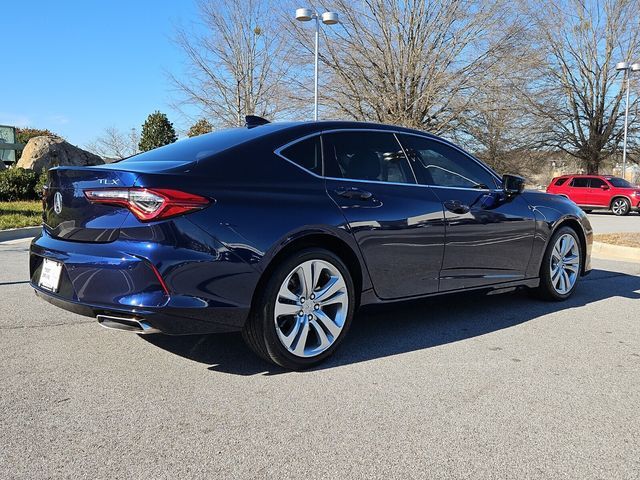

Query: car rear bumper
<box><xmin>31</xmin><ymin>285</ymin><xmax>246</xmax><ymax>334</ymax></box>
<box><xmin>29</xmin><ymin>222</ymin><xmax>259</xmax><ymax>335</ymax></box>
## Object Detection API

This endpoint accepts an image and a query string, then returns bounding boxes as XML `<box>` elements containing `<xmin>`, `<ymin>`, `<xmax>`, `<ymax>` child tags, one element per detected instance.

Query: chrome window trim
<box><xmin>273</xmin><ymin>127</ymin><xmax>502</xmax><ymax>193</ymax></box>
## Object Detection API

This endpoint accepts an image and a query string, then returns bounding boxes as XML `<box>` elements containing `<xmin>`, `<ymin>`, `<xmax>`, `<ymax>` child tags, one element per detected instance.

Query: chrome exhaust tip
<box><xmin>96</xmin><ymin>315</ymin><xmax>160</xmax><ymax>334</ymax></box>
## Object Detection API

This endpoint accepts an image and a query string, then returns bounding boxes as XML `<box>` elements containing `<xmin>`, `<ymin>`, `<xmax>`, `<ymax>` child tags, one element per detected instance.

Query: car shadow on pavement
<box><xmin>140</xmin><ymin>268</ymin><xmax>640</xmax><ymax>376</ymax></box>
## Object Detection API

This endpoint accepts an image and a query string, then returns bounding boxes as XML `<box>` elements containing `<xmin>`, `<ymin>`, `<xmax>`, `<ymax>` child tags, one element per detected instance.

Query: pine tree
<box><xmin>187</xmin><ymin>119</ymin><xmax>213</xmax><ymax>137</ymax></box>
<box><xmin>138</xmin><ymin>111</ymin><xmax>178</xmax><ymax>152</ymax></box>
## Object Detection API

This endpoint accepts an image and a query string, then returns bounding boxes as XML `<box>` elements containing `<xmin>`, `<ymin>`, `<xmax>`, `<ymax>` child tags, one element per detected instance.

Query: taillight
<box><xmin>84</xmin><ymin>188</ymin><xmax>210</xmax><ymax>221</ymax></box>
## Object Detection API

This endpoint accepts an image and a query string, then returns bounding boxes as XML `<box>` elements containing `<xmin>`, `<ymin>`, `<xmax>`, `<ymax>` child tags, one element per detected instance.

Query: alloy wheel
<box><xmin>274</xmin><ymin>259</ymin><xmax>349</xmax><ymax>358</ymax></box>
<box><xmin>611</xmin><ymin>199</ymin><xmax>629</xmax><ymax>216</ymax></box>
<box><xmin>549</xmin><ymin>234</ymin><xmax>580</xmax><ymax>295</ymax></box>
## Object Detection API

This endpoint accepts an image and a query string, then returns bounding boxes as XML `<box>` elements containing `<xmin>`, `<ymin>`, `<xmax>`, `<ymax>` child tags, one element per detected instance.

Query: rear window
<box><xmin>607</xmin><ymin>177</ymin><xmax>633</xmax><ymax>188</ymax></box>
<box><xmin>554</xmin><ymin>177</ymin><xmax>568</xmax><ymax>186</ymax></box>
<box><xmin>119</xmin><ymin>125</ymin><xmax>283</xmax><ymax>164</ymax></box>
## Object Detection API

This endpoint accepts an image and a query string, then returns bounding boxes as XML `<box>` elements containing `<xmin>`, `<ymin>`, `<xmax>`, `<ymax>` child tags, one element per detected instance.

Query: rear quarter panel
<box><xmin>175</xmin><ymin>142</ymin><xmax>373</xmax><ymax>295</ymax></box>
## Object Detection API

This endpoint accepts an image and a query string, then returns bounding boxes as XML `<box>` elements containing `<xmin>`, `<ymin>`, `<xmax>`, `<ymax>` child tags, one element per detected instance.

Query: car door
<box><xmin>323</xmin><ymin>130</ymin><xmax>445</xmax><ymax>299</ymax></box>
<box><xmin>586</xmin><ymin>177</ymin><xmax>610</xmax><ymax>206</ymax></box>
<box><xmin>567</xmin><ymin>177</ymin><xmax>590</xmax><ymax>204</ymax></box>
<box><xmin>396</xmin><ymin>134</ymin><xmax>536</xmax><ymax>291</ymax></box>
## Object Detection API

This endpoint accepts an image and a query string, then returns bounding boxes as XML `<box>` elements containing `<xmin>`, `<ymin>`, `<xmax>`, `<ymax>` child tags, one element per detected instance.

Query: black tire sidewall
<box><xmin>257</xmin><ymin>248</ymin><xmax>356</xmax><ymax>370</ymax></box>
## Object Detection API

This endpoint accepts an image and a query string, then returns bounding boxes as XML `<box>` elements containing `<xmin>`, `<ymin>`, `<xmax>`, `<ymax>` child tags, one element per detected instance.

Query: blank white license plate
<box><xmin>39</xmin><ymin>258</ymin><xmax>63</xmax><ymax>292</ymax></box>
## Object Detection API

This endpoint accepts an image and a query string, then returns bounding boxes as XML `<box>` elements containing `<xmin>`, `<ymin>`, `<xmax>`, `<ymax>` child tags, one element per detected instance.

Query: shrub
<box><xmin>16</xmin><ymin>127</ymin><xmax>57</xmax><ymax>146</ymax></box>
<box><xmin>0</xmin><ymin>168</ymin><xmax>40</xmax><ymax>201</ymax></box>
<box><xmin>187</xmin><ymin>119</ymin><xmax>213</xmax><ymax>137</ymax></box>
<box><xmin>138</xmin><ymin>111</ymin><xmax>177</xmax><ymax>152</ymax></box>
<box><xmin>35</xmin><ymin>171</ymin><xmax>49</xmax><ymax>199</ymax></box>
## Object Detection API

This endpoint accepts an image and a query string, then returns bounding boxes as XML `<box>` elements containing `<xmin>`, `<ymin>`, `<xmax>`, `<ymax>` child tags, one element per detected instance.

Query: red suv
<box><xmin>547</xmin><ymin>174</ymin><xmax>640</xmax><ymax>216</ymax></box>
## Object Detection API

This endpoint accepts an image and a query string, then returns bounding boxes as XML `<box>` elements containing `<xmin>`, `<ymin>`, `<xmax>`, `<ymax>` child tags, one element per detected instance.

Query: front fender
<box><xmin>521</xmin><ymin>191</ymin><xmax>592</xmax><ymax>277</ymax></box>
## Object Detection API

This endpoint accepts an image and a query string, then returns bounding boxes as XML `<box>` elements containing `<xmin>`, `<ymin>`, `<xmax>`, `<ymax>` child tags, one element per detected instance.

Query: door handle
<box><xmin>335</xmin><ymin>187</ymin><xmax>373</xmax><ymax>200</ymax></box>
<box><xmin>444</xmin><ymin>199</ymin><xmax>470</xmax><ymax>214</ymax></box>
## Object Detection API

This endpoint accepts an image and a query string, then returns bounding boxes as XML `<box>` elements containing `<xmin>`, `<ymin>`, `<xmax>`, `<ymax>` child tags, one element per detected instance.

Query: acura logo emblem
<box><xmin>53</xmin><ymin>192</ymin><xmax>63</xmax><ymax>215</ymax></box>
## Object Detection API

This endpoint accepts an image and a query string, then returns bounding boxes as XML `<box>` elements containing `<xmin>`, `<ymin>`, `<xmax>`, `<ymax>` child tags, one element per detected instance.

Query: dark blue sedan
<box><xmin>29</xmin><ymin>119</ymin><xmax>592</xmax><ymax>369</ymax></box>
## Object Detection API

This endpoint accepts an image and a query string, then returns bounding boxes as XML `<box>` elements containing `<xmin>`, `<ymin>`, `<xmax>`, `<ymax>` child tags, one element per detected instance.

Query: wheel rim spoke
<box><xmin>309</xmin><ymin>320</ymin><xmax>331</xmax><ymax>351</ymax></box>
<box><xmin>278</xmin><ymin>286</ymin><xmax>299</xmax><ymax>303</ymax></box>
<box><xmin>297</xmin><ymin>263</ymin><xmax>314</xmax><ymax>298</ymax></box>
<box><xmin>319</xmin><ymin>290</ymin><xmax>347</xmax><ymax>307</ymax></box>
<box><xmin>564</xmin><ymin>263</ymin><xmax>579</xmax><ymax>274</ymax></box>
<box><xmin>275</xmin><ymin>301</ymin><xmax>301</xmax><ymax>318</ymax></box>
<box><xmin>315</xmin><ymin>310</ymin><xmax>342</xmax><ymax>338</ymax></box>
<box><xmin>292</xmin><ymin>321</ymin><xmax>310</xmax><ymax>356</ymax></box>
<box><xmin>282</xmin><ymin>318</ymin><xmax>303</xmax><ymax>350</ymax></box>
<box><xmin>315</xmin><ymin>276</ymin><xmax>344</xmax><ymax>303</ymax></box>
<box><xmin>564</xmin><ymin>254</ymin><xmax>579</xmax><ymax>265</ymax></box>
<box><xmin>551</xmin><ymin>265</ymin><xmax>561</xmax><ymax>283</ymax></box>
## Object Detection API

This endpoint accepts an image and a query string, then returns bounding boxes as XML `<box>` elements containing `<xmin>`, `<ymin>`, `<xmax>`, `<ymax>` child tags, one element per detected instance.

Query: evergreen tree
<box><xmin>138</xmin><ymin>111</ymin><xmax>177</xmax><ymax>152</ymax></box>
<box><xmin>187</xmin><ymin>119</ymin><xmax>213</xmax><ymax>137</ymax></box>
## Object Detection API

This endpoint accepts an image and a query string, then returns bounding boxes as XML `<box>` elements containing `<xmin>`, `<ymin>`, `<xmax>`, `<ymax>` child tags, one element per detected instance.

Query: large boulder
<box><xmin>17</xmin><ymin>136</ymin><xmax>104</xmax><ymax>173</ymax></box>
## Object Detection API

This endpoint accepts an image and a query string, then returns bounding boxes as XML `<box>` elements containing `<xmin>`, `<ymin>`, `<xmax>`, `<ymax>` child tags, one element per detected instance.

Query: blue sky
<box><xmin>0</xmin><ymin>0</ymin><xmax>200</xmax><ymax>146</ymax></box>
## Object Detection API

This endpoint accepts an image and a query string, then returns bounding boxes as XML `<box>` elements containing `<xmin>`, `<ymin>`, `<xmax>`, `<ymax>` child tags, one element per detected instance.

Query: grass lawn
<box><xmin>0</xmin><ymin>201</ymin><xmax>42</xmax><ymax>230</ymax></box>
<box><xmin>594</xmin><ymin>233</ymin><xmax>640</xmax><ymax>248</ymax></box>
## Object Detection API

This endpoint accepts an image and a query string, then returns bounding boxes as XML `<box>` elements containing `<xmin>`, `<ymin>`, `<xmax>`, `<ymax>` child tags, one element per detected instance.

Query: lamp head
<box><xmin>321</xmin><ymin>11</ymin><xmax>339</xmax><ymax>25</ymax></box>
<box><xmin>295</xmin><ymin>8</ymin><xmax>313</xmax><ymax>21</ymax></box>
<box><xmin>616</xmin><ymin>61</ymin><xmax>630</xmax><ymax>71</ymax></box>
<box><xmin>631</xmin><ymin>63</ymin><xmax>640</xmax><ymax>72</ymax></box>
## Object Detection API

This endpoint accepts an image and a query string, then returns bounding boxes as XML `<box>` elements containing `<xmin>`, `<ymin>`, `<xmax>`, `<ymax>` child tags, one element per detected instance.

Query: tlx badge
<box><xmin>98</xmin><ymin>178</ymin><xmax>119</xmax><ymax>185</ymax></box>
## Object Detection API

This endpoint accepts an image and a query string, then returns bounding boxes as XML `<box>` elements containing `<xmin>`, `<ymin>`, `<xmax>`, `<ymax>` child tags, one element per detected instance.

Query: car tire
<box><xmin>242</xmin><ymin>248</ymin><xmax>355</xmax><ymax>370</ymax></box>
<box><xmin>534</xmin><ymin>226</ymin><xmax>582</xmax><ymax>301</ymax></box>
<box><xmin>611</xmin><ymin>197</ymin><xmax>630</xmax><ymax>216</ymax></box>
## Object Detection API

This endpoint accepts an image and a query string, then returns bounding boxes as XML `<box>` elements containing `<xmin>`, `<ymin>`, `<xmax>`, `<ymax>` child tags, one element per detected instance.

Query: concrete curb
<box><xmin>592</xmin><ymin>241</ymin><xmax>640</xmax><ymax>262</ymax></box>
<box><xmin>0</xmin><ymin>226</ymin><xmax>41</xmax><ymax>243</ymax></box>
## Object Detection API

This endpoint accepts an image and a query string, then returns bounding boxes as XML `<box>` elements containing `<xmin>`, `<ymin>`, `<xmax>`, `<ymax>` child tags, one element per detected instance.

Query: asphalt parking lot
<box><xmin>1</xmin><ymin>219</ymin><xmax>639</xmax><ymax>479</ymax></box>
<box><xmin>586</xmin><ymin>211</ymin><xmax>640</xmax><ymax>233</ymax></box>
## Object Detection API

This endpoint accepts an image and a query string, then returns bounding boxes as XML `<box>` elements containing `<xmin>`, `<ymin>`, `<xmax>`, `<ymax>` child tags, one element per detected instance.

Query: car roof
<box><xmin>248</xmin><ymin>119</ymin><xmax>440</xmax><ymax>136</ymax></box>
<box><xmin>241</xmin><ymin>120</ymin><xmax>449</xmax><ymax>150</ymax></box>
<box><xmin>556</xmin><ymin>174</ymin><xmax>614</xmax><ymax>179</ymax></box>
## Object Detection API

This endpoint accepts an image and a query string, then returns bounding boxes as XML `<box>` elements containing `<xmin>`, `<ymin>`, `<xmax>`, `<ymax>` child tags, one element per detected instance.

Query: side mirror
<box><xmin>600</xmin><ymin>184</ymin><xmax>610</xmax><ymax>190</ymax></box>
<box><xmin>502</xmin><ymin>174</ymin><xmax>525</xmax><ymax>196</ymax></box>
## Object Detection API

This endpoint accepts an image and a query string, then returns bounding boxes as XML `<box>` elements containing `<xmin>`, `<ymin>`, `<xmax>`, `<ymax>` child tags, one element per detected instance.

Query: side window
<box><xmin>322</xmin><ymin>131</ymin><xmax>415</xmax><ymax>184</ymax></box>
<box><xmin>397</xmin><ymin>134</ymin><xmax>498</xmax><ymax>189</ymax></box>
<box><xmin>279</xmin><ymin>136</ymin><xmax>322</xmax><ymax>175</ymax></box>
<box><xmin>570</xmin><ymin>178</ymin><xmax>589</xmax><ymax>188</ymax></box>
<box><xmin>589</xmin><ymin>178</ymin><xmax>605</xmax><ymax>188</ymax></box>
<box><xmin>554</xmin><ymin>177</ymin><xmax>568</xmax><ymax>186</ymax></box>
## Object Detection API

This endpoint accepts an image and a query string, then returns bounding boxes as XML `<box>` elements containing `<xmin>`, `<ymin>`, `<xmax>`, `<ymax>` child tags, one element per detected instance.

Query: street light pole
<box><xmin>295</xmin><ymin>8</ymin><xmax>339</xmax><ymax>121</ymax></box>
<box><xmin>314</xmin><ymin>14</ymin><xmax>319</xmax><ymax>121</ymax></box>
<box><xmin>616</xmin><ymin>61</ymin><xmax>640</xmax><ymax>180</ymax></box>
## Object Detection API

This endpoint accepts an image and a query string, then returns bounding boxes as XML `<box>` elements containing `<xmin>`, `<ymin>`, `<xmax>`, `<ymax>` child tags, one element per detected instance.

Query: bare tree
<box><xmin>455</xmin><ymin>45</ymin><xmax>551</xmax><ymax>177</ymax></box>
<box><xmin>518</xmin><ymin>0</ymin><xmax>640</xmax><ymax>173</ymax></box>
<box><xmin>288</xmin><ymin>0</ymin><xmax>524</xmax><ymax>134</ymax></box>
<box><xmin>460</xmin><ymin>88</ymin><xmax>543</xmax><ymax>175</ymax></box>
<box><xmin>170</xmin><ymin>0</ymin><xmax>291</xmax><ymax>127</ymax></box>
<box><xmin>86</xmin><ymin>127</ymin><xmax>140</xmax><ymax>160</ymax></box>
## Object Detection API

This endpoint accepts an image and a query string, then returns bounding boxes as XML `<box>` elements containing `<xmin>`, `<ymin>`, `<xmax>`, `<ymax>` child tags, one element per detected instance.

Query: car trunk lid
<box><xmin>44</xmin><ymin>166</ymin><xmax>140</xmax><ymax>242</ymax></box>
